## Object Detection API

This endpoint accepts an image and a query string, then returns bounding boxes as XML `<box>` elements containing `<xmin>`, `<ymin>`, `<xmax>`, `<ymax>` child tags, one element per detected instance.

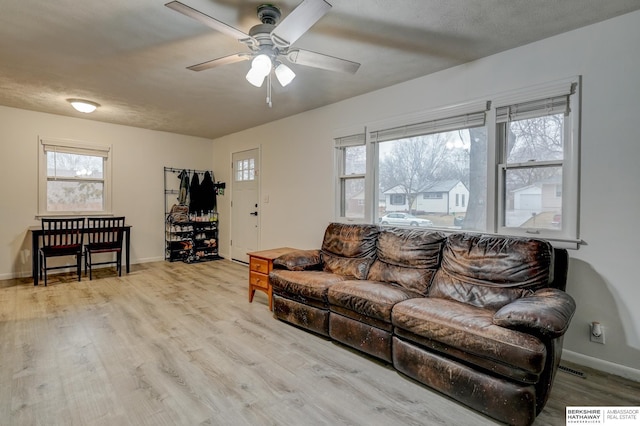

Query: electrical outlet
<box><xmin>589</xmin><ymin>322</ymin><xmax>605</xmax><ymax>344</ymax></box>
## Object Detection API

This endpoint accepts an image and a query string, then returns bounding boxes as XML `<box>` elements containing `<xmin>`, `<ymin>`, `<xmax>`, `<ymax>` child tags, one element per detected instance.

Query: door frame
<box><xmin>230</xmin><ymin>146</ymin><xmax>261</xmax><ymax>263</ymax></box>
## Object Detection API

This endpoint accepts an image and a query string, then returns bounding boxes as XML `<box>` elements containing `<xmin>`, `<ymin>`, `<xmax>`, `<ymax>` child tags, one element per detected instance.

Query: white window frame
<box><xmin>332</xmin><ymin>76</ymin><xmax>581</xmax><ymax>248</ymax></box>
<box><xmin>38</xmin><ymin>137</ymin><xmax>112</xmax><ymax>217</ymax></box>
<box><xmin>334</xmin><ymin>130</ymin><xmax>372</xmax><ymax>223</ymax></box>
<box><xmin>491</xmin><ymin>76</ymin><xmax>580</xmax><ymax>246</ymax></box>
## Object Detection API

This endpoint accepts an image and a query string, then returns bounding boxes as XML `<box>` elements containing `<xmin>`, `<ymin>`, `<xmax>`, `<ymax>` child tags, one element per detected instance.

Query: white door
<box><xmin>231</xmin><ymin>149</ymin><xmax>259</xmax><ymax>263</ymax></box>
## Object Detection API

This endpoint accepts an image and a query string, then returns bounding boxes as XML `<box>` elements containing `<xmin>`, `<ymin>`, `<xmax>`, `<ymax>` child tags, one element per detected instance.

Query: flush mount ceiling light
<box><xmin>67</xmin><ymin>99</ymin><xmax>100</xmax><ymax>113</ymax></box>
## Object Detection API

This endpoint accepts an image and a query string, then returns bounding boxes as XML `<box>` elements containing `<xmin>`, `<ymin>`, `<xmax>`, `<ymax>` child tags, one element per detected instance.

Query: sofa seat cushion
<box><xmin>392</xmin><ymin>298</ymin><xmax>547</xmax><ymax>376</ymax></box>
<box><xmin>270</xmin><ymin>270</ymin><xmax>349</xmax><ymax>303</ymax></box>
<box><xmin>328</xmin><ymin>280</ymin><xmax>418</xmax><ymax>323</ymax></box>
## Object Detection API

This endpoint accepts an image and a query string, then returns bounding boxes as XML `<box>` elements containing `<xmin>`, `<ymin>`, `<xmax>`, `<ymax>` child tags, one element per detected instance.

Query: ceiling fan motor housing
<box><xmin>257</xmin><ymin>4</ymin><xmax>281</xmax><ymax>25</ymax></box>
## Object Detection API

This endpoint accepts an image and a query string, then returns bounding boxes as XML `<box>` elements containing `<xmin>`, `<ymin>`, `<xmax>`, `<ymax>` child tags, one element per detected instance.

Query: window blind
<box><xmin>368</xmin><ymin>101</ymin><xmax>490</xmax><ymax>144</ymax></box>
<box><xmin>334</xmin><ymin>133</ymin><xmax>365</xmax><ymax>148</ymax></box>
<box><xmin>495</xmin><ymin>95</ymin><xmax>570</xmax><ymax>123</ymax></box>
<box><xmin>41</xmin><ymin>139</ymin><xmax>110</xmax><ymax>158</ymax></box>
<box><xmin>494</xmin><ymin>80</ymin><xmax>576</xmax><ymax>123</ymax></box>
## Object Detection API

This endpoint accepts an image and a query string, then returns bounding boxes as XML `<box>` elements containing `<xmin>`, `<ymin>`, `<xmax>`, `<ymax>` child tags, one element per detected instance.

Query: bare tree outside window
<box><xmin>503</xmin><ymin>114</ymin><xmax>564</xmax><ymax>229</ymax></box>
<box><xmin>47</xmin><ymin>151</ymin><xmax>104</xmax><ymax>211</ymax></box>
<box><xmin>378</xmin><ymin>127</ymin><xmax>486</xmax><ymax>230</ymax></box>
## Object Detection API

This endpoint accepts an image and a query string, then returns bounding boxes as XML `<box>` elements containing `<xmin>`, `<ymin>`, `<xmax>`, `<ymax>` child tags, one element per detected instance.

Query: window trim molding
<box><xmin>37</xmin><ymin>137</ymin><xmax>113</xmax><ymax>217</ymax></box>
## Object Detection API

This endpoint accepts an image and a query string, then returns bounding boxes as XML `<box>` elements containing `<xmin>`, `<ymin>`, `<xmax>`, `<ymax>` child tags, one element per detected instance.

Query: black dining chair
<box><xmin>39</xmin><ymin>217</ymin><xmax>85</xmax><ymax>286</ymax></box>
<box><xmin>84</xmin><ymin>217</ymin><xmax>125</xmax><ymax>280</ymax></box>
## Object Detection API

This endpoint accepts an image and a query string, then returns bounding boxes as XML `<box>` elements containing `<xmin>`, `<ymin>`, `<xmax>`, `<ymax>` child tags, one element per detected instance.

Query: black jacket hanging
<box><xmin>200</xmin><ymin>171</ymin><xmax>216</xmax><ymax>213</ymax></box>
<box><xmin>189</xmin><ymin>172</ymin><xmax>201</xmax><ymax>214</ymax></box>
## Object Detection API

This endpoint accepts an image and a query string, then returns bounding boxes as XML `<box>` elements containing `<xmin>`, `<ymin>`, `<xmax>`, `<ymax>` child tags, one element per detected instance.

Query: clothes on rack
<box><xmin>177</xmin><ymin>169</ymin><xmax>190</xmax><ymax>205</ymax></box>
<box><xmin>170</xmin><ymin>167</ymin><xmax>221</xmax><ymax>215</ymax></box>
<box><xmin>200</xmin><ymin>171</ymin><xmax>217</xmax><ymax>213</ymax></box>
<box><xmin>189</xmin><ymin>172</ymin><xmax>201</xmax><ymax>214</ymax></box>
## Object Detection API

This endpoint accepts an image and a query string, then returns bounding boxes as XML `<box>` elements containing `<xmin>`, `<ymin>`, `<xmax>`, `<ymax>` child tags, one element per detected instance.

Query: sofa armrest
<box><xmin>273</xmin><ymin>249</ymin><xmax>322</xmax><ymax>271</ymax></box>
<box><xmin>493</xmin><ymin>288</ymin><xmax>576</xmax><ymax>339</ymax></box>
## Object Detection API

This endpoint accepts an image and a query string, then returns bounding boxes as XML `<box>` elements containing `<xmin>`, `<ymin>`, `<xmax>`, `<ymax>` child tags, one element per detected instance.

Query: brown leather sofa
<box><xmin>270</xmin><ymin>223</ymin><xmax>575</xmax><ymax>426</ymax></box>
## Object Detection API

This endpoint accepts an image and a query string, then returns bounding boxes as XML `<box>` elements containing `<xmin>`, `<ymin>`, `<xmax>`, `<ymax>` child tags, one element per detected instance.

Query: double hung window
<box><xmin>38</xmin><ymin>138</ymin><xmax>112</xmax><ymax>215</ymax></box>
<box><xmin>494</xmin><ymin>78</ymin><xmax>579</xmax><ymax>241</ymax></box>
<box><xmin>335</xmin><ymin>133</ymin><xmax>367</xmax><ymax>220</ymax></box>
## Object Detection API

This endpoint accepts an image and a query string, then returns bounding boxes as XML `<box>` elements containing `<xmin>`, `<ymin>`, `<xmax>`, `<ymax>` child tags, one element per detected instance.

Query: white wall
<box><xmin>0</xmin><ymin>106</ymin><xmax>213</xmax><ymax>279</ymax></box>
<box><xmin>212</xmin><ymin>11</ymin><xmax>640</xmax><ymax>378</ymax></box>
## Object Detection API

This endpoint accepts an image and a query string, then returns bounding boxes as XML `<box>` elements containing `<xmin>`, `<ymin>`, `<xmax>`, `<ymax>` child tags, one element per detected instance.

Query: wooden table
<box><xmin>30</xmin><ymin>225</ymin><xmax>132</xmax><ymax>286</ymax></box>
<box><xmin>247</xmin><ymin>247</ymin><xmax>297</xmax><ymax>311</ymax></box>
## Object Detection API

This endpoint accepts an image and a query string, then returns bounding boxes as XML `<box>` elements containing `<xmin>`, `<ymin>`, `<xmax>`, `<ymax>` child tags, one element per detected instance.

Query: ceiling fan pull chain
<box><xmin>267</xmin><ymin>73</ymin><xmax>273</xmax><ymax>108</ymax></box>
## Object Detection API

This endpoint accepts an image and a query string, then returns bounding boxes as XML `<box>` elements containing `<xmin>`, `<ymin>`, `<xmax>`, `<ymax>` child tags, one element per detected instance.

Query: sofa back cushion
<box><xmin>367</xmin><ymin>228</ymin><xmax>445</xmax><ymax>295</ymax></box>
<box><xmin>429</xmin><ymin>233</ymin><xmax>554</xmax><ymax>310</ymax></box>
<box><xmin>321</xmin><ymin>223</ymin><xmax>379</xmax><ymax>279</ymax></box>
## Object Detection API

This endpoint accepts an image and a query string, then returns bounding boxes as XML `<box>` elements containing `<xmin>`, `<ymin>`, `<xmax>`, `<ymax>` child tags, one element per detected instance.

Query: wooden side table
<box><xmin>247</xmin><ymin>247</ymin><xmax>297</xmax><ymax>310</ymax></box>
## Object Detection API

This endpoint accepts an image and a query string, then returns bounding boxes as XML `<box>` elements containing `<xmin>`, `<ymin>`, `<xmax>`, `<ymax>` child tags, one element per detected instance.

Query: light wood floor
<box><xmin>1</xmin><ymin>260</ymin><xmax>638</xmax><ymax>426</ymax></box>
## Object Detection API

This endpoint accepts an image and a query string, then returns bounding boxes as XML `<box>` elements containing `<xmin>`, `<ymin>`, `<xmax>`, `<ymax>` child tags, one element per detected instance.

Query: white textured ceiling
<box><xmin>1</xmin><ymin>0</ymin><xmax>639</xmax><ymax>139</ymax></box>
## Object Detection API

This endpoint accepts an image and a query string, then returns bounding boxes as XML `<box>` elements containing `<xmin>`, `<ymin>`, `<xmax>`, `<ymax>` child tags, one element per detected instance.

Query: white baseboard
<box><xmin>562</xmin><ymin>349</ymin><xmax>640</xmax><ymax>382</ymax></box>
<box><xmin>135</xmin><ymin>256</ymin><xmax>164</xmax><ymax>264</ymax></box>
<box><xmin>0</xmin><ymin>257</ymin><xmax>166</xmax><ymax>281</ymax></box>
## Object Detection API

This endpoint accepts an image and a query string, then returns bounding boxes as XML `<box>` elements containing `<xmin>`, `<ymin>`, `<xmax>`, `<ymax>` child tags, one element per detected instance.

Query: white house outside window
<box><xmin>38</xmin><ymin>138</ymin><xmax>112</xmax><ymax>216</ymax></box>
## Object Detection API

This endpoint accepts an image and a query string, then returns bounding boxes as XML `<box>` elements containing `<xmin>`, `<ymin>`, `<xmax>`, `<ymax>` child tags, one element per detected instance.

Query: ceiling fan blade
<box><xmin>286</xmin><ymin>49</ymin><xmax>360</xmax><ymax>74</ymax></box>
<box><xmin>187</xmin><ymin>53</ymin><xmax>251</xmax><ymax>72</ymax></box>
<box><xmin>165</xmin><ymin>1</ymin><xmax>255</xmax><ymax>45</ymax></box>
<box><xmin>271</xmin><ymin>0</ymin><xmax>331</xmax><ymax>48</ymax></box>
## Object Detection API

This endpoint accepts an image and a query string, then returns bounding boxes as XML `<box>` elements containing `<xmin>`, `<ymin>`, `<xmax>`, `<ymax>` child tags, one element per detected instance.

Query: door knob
<box><xmin>250</xmin><ymin>211</ymin><xmax>258</xmax><ymax>216</ymax></box>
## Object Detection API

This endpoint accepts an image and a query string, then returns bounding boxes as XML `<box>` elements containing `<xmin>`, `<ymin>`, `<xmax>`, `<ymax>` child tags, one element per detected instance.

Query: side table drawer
<box><xmin>249</xmin><ymin>271</ymin><xmax>269</xmax><ymax>290</ymax></box>
<box><xmin>250</xmin><ymin>257</ymin><xmax>269</xmax><ymax>274</ymax></box>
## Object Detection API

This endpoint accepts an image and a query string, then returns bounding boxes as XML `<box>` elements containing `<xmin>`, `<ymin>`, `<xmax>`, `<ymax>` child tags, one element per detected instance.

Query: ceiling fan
<box><xmin>165</xmin><ymin>0</ymin><xmax>361</xmax><ymax>106</ymax></box>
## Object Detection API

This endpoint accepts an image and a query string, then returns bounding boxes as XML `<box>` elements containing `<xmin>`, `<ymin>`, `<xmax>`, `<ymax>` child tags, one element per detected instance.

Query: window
<box><xmin>334</xmin><ymin>77</ymin><xmax>580</xmax><ymax>246</ymax></box>
<box><xmin>423</xmin><ymin>193</ymin><xmax>442</xmax><ymax>199</ymax></box>
<box><xmin>335</xmin><ymin>133</ymin><xmax>366</xmax><ymax>220</ymax></box>
<box><xmin>370</xmin><ymin>101</ymin><xmax>489</xmax><ymax>231</ymax></box>
<box><xmin>390</xmin><ymin>194</ymin><xmax>406</xmax><ymax>205</ymax></box>
<box><xmin>38</xmin><ymin>138</ymin><xmax>111</xmax><ymax>215</ymax></box>
<box><xmin>236</xmin><ymin>158</ymin><xmax>255</xmax><ymax>181</ymax></box>
<box><xmin>495</xmin><ymin>78</ymin><xmax>580</xmax><ymax>241</ymax></box>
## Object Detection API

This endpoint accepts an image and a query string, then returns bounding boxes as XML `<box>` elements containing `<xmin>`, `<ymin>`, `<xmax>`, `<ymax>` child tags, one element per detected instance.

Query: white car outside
<box><xmin>379</xmin><ymin>213</ymin><xmax>434</xmax><ymax>227</ymax></box>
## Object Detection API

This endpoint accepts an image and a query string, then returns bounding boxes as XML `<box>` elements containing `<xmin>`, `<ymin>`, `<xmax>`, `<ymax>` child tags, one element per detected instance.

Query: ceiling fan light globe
<box><xmin>275</xmin><ymin>63</ymin><xmax>296</xmax><ymax>87</ymax></box>
<box><xmin>246</xmin><ymin>67</ymin><xmax>266</xmax><ymax>87</ymax></box>
<box><xmin>251</xmin><ymin>54</ymin><xmax>273</xmax><ymax>77</ymax></box>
